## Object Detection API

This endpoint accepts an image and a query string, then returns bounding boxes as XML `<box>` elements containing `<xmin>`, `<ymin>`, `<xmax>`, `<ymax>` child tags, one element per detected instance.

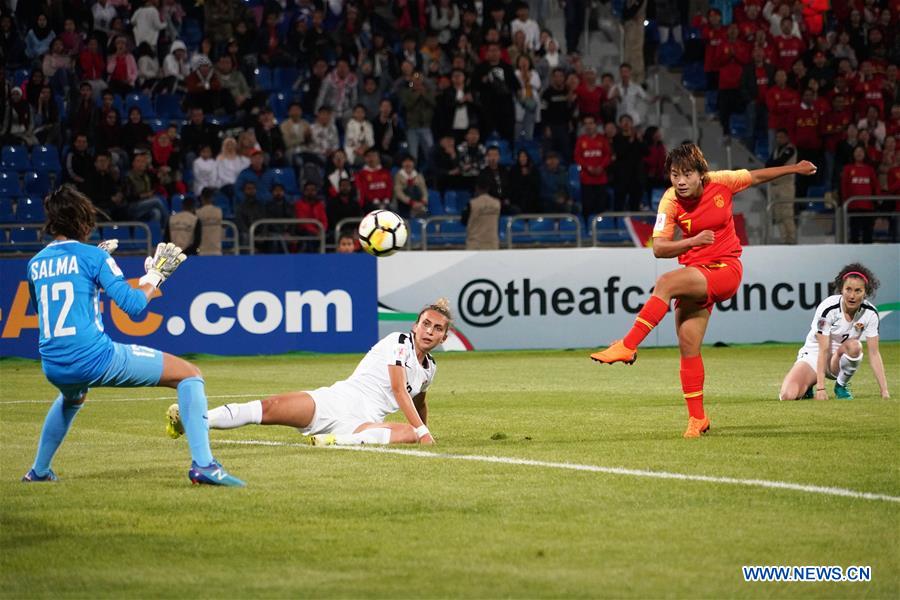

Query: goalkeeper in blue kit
<box><xmin>21</xmin><ymin>185</ymin><xmax>243</xmax><ymax>486</ymax></box>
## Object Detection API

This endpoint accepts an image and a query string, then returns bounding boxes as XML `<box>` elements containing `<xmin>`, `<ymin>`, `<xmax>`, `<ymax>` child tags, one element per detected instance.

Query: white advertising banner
<box><xmin>378</xmin><ymin>246</ymin><xmax>900</xmax><ymax>350</ymax></box>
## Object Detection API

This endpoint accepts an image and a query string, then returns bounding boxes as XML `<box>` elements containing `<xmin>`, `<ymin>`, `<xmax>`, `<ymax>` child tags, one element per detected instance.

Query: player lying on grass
<box><xmin>21</xmin><ymin>185</ymin><xmax>244</xmax><ymax>486</ymax></box>
<box><xmin>779</xmin><ymin>263</ymin><xmax>890</xmax><ymax>401</ymax></box>
<box><xmin>167</xmin><ymin>299</ymin><xmax>452</xmax><ymax>445</ymax></box>
<box><xmin>590</xmin><ymin>143</ymin><xmax>818</xmax><ymax>438</ymax></box>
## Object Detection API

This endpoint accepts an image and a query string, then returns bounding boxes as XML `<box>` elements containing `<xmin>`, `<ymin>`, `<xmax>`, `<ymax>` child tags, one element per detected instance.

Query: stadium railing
<box><xmin>842</xmin><ymin>196</ymin><xmax>899</xmax><ymax>244</ymax></box>
<box><xmin>248</xmin><ymin>219</ymin><xmax>326</xmax><ymax>254</ymax></box>
<box><xmin>503</xmin><ymin>213</ymin><xmax>583</xmax><ymax>249</ymax></box>
<box><xmin>420</xmin><ymin>215</ymin><xmax>466</xmax><ymax>250</ymax></box>
<box><xmin>589</xmin><ymin>211</ymin><xmax>657</xmax><ymax>247</ymax></box>
<box><xmin>333</xmin><ymin>217</ymin><xmax>364</xmax><ymax>249</ymax></box>
<box><xmin>764</xmin><ymin>197</ymin><xmax>840</xmax><ymax>245</ymax></box>
<box><xmin>221</xmin><ymin>220</ymin><xmax>240</xmax><ymax>255</ymax></box>
<box><xmin>0</xmin><ymin>221</ymin><xmax>153</xmax><ymax>255</ymax></box>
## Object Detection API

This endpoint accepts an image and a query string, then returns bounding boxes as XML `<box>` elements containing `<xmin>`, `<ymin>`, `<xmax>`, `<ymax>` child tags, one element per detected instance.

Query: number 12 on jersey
<box><xmin>39</xmin><ymin>281</ymin><xmax>76</xmax><ymax>338</ymax></box>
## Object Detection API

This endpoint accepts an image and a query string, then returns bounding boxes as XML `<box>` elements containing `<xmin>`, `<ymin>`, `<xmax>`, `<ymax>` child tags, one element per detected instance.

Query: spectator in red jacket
<box><xmin>702</xmin><ymin>8</ymin><xmax>726</xmax><ymax>95</ymax></box>
<box><xmin>736</xmin><ymin>1</ymin><xmax>767</xmax><ymax>43</ymax></box>
<box><xmin>766</xmin><ymin>69</ymin><xmax>800</xmax><ymax>148</ymax></box>
<box><xmin>841</xmin><ymin>145</ymin><xmax>880</xmax><ymax>244</ymax></box>
<box><xmin>715</xmin><ymin>24</ymin><xmax>751</xmax><ymax>138</ymax></box>
<box><xmin>294</xmin><ymin>180</ymin><xmax>328</xmax><ymax>241</ymax></box>
<box><xmin>355</xmin><ymin>148</ymin><xmax>393</xmax><ymax>211</ymax></box>
<box><xmin>773</xmin><ymin>17</ymin><xmax>804</xmax><ymax>73</ymax></box>
<box><xmin>820</xmin><ymin>94</ymin><xmax>854</xmax><ymax>192</ymax></box>
<box><xmin>855</xmin><ymin>61</ymin><xmax>885</xmax><ymax>119</ymax></box>
<box><xmin>791</xmin><ymin>88</ymin><xmax>823</xmax><ymax>197</ymax></box>
<box><xmin>574</xmin><ymin>68</ymin><xmax>605</xmax><ymax>121</ymax></box>
<box><xmin>574</xmin><ymin>114</ymin><xmax>612</xmax><ymax>219</ymax></box>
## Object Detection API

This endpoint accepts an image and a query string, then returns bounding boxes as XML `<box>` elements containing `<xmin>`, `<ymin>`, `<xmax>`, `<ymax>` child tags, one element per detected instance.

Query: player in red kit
<box><xmin>590</xmin><ymin>143</ymin><xmax>817</xmax><ymax>438</ymax></box>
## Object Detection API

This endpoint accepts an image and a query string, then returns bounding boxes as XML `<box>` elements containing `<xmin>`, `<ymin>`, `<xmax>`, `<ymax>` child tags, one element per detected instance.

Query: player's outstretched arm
<box><xmin>138</xmin><ymin>242</ymin><xmax>187</xmax><ymax>297</ymax></box>
<box><xmin>865</xmin><ymin>337</ymin><xmax>891</xmax><ymax>399</ymax></box>
<box><xmin>750</xmin><ymin>160</ymin><xmax>817</xmax><ymax>186</ymax></box>
<box><xmin>388</xmin><ymin>365</ymin><xmax>435</xmax><ymax>445</ymax></box>
<box><xmin>413</xmin><ymin>392</ymin><xmax>428</xmax><ymax>426</ymax></box>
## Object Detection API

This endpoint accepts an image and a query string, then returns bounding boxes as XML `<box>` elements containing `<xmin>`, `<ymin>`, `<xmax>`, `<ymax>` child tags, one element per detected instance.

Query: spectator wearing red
<box><xmin>106</xmin><ymin>35</ymin><xmax>137</xmax><ymax>94</ymax></box>
<box><xmin>801</xmin><ymin>0</ymin><xmax>829</xmax><ymax>36</ymax></box>
<box><xmin>740</xmin><ymin>45</ymin><xmax>774</xmax><ymax>148</ymax></box>
<box><xmin>78</xmin><ymin>37</ymin><xmax>105</xmax><ymax>82</ymax></box>
<box><xmin>820</xmin><ymin>95</ymin><xmax>854</xmax><ymax>191</ymax></box>
<box><xmin>715</xmin><ymin>24</ymin><xmax>751</xmax><ymax>138</ymax></box>
<box><xmin>765</xmin><ymin>69</ymin><xmax>800</xmax><ymax>148</ymax></box>
<box><xmin>886</xmin><ymin>103</ymin><xmax>900</xmax><ymax>139</ymax></box>
<box><xmin>773</xmin><ymin>17</ymin><xmax>804</xmax><ymax>73</ymax></box>
<box><xmin>790</xmin><ymin>88</ymin><xmax>823</xmax><ymax>197</ymax></box>
<box><xmin>855</xmin><ymin>62</ymin><xmax>885</xmax><ymax>119</ymax></box>
<box><xmin>701</xmin><ymin>8</ymin><xmax>727</xmax><ymax>94</ymax></box>
<box><xmin>295</xmin><ymin>181</ymin><xmax>328</xmax><ymax>238</ymax></box>
<box><xmin>574</xmin><ymin>114</ymin><xmax>612</xmax><ymax>219</ymax></box>
<box><xmin>841</xmin><ymin>145</ymin><xmax>880</xmax><ymax>243</ymax></box>
<box><xmin>355</xmin><ymin>148</ymin><xmax>393</xmax><ymax>212</ymax></box>
<box><xmin>735</xmin><ymin>1</ymin><xmax>767</xmax><ymax>43</ymax></box>
<box><xmin>574</xmin><ymin>68</ymin><xmax>605</xmax><ymax>121</ymax></box>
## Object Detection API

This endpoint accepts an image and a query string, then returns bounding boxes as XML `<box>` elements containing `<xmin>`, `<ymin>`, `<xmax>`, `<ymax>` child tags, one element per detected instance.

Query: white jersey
<box><xmin>801</xmin><ymin>295</ymin><xmax>880</xmax><ymax>354</ymax></box>
<box><xmin>325</xmin><ymin>331</ymin><xmax>437</xmax><ymax>423</ymax></box>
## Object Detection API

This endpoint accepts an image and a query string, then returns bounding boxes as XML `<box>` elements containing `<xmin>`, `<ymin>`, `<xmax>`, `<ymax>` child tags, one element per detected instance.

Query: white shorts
<box><xmin>301</xmin><ymin>385</ymin><xmax>383</xmax><ymax>436</ymax></box>
<box><xmin>795</xmin><ymin>347</ymin><xmax>837</xmax><ymax>379</ymax></box>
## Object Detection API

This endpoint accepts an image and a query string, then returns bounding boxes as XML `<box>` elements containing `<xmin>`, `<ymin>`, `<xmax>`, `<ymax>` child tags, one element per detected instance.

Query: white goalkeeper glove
<box><xmin>97</xmin><ymin>239</ymin><xmax>119</xmax><ymax>254</ymax></box>
<box><xmin>139</xmin><ymin>242</ymin><xmax>187</xmax><ymax>288</ymax></box>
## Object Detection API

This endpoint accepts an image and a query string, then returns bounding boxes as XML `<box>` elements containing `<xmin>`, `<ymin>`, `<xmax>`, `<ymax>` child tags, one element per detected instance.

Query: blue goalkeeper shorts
<box><xmin>48</xmin><ymin>343</ymin><xmax>165</xmax><ymax>402</ymax></box>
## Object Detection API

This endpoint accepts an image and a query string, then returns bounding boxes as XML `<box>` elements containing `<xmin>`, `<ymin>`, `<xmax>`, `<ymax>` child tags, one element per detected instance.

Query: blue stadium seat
<box><xmin>270</xmin><ymin>92</ymin><xmax>292</xmax><ymax>121</ymax></box>
<box><xmin>407</xmin><ymin>218</ymin><xmax>425</xmax><ymax>246</ymax></box>
<box><xmin>273</xmin><ymin>67</ymin><xmax>299</xmax><ymax>92</ymax></box>
<box><xmin>18</xmin><ymin>197</ymin><xmax>45</xmax><ymax>222</ymax></box>
<box><xmin>270</xmin><ymin>168</ymin><xmax>299</xmax><ymax>195</ymax></box>
<box><xmin>96</xmin><ymin>93</ymin><xmax>126</xmax><ymax>117</ymax></box>
<box><xmin>125</xmin><ymin>93</ymin><xmax>156</xmax><ymax>119</ymax></box>
<box><xmin>729</xmin><ymin>114</ymin><xmax>748</xmax><ymax>139</ymax></box>
<box><xmin>155</xmin><ymin>93</ymin><xmax>185</xmax><ymax>120</ymax></box>
<box><xmin>658</xmin><ymin>40</ymin><xmax>683</xmax><ymax>67</ymax></box>
<box><xmin>515</xmin><ymin>140</ymin><xmax>541</xmax><ymax>165</ymax></box>
<box><xmin>147</xmin><ymin>118</ymin><xmax>168</xmax><ymax>132</ymax></box>
<box><xmin>213</xmin><ymin>191</ymin><xmax>234</xmax><ymax>218</ymax></box>
<box><xmin>427</xmin><ymin>190</ymin><xmax>444</xmax><ymax>216</ymax></box>
<box><xmin>2</xmin><ymin>146</ymin><xmax>31</xmax><ymax>171</ymax></box>
<box><xmin>23</xmin><ymin>171</ymin><xmax>51</xmax><ymax>197</ymax></box>
<box><xmin>181</xmin><ymin>18</ymin><xmax>203</xmax><ymax>50</ymax></box>
<box><xmin>10</xmin><ymin>226</ymin><xmax>40</xmax><ymax>247</ymax></box>
<box><xmin>568</xmin><ymin>164</ymin><xmax>581</xmax><ymax>203</ymax></box>
<box><xmin>442</xmin><ymin>189</ymin><xmax>471</xmax><ymax>214</ymax></box>
<box><xmin>170</xmin><ymin>193</ymin><xmax>186</xmax><ymax>213</ymax></box>
<box><xmin>649</xmin><ymin>187</ymin><xmax>665</xmax><ymax>211</ymax></box>
<box><xmin>682</xmin><ymin>62</ymin><xmax>706</xmax><ymax>92</ymax></box>
<box><xmin>487</xmin><ymin>139</ymin><xmax>513</xmax><ymax>166</ymax></box>
<box><xmin>426</xmin><ymin>219</ymin><xmax>466</xmax><ymax>246</ymax></box>
<box><xmin>0</xmin><ymin>197</ymin><xmax>16</xmax><ymax>222</ymax></box>
<box><xmin>13</xmin><ymin>68</ymin><xmax>30</xmax><ymax>87</ymax></box>
<box><xmin>253</xmin><ymin>66</ymin><xmax>274</xmax><ymax>91</ymax></box>
<box><xmin>31</xmin><ymin>145</ymin><xmax>62</xmax><ymax>171</ymax></box>
<box><xmin>0</xmin><ymin>172</ymin><xmax>22</xmax><ymax>196</ymax></box>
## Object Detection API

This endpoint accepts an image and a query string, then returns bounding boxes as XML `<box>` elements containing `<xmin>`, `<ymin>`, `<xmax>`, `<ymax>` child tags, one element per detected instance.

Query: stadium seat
<box><xmin>2</xmin><ymin>146</ymin><xmax>31</xmax><ymax>171</ymax></box>
<box><xmin>270</xmin><ymin>92</ymin><xmax>292</xmax><ymax>121</ymax></box>
<box><xmin>31</xmin><ymin>145</ymin><xmax>62</xmax><ymax>171</ymax></box>
<box><xmin>729</xmin><ymin>114</ymin><xmax>748</xmax><ymax>139</ymax></box>
<box><xmin>658</xmin><ymin>40</ymin><xmax>683</xmax><ymax>67</ymax></box>
<box><xmin>682</xmin><ymin>62</ymin><xmax>706</xmax><ymax>92</ymax></box>
<box><xmin>96</xmin><ymin>93</ymin><xmax>126</xmax><ymax>117</ymax></box>
<box><xmin>9</xmin><ymin>226</ymin><xmax>40</xmax><ymax>247</ymax></box>
<box><xmin>425</xmin><ymin>219</ymin><xmax>466</xmax><ymax>246</ymax></box>
<box><xmin>0</xmin><ymin>172</ymin><xmax>22</xmax><ymax>196</ymax></box>
<box><xmin>270</xmin><ymin>168</ymin><xmax>299</xmax><ymax>195</ymax></box>
<box><xmin>253</xmin><ymin>66</ymin><xmax>274</xmax><ymax>91</ymax></box>
<box><xmin>0</xmin><ymin>197</ymin><xmax>16</xmax><ymax>222</ymax></box>
<box><xmin>181</xmin><ymin>18</ymin><xmax>203</xmax><ymax>49</ymax></box>
<box><xmin>568</xmin><ymin>164</ymin><xmax>581</xmax><ymax>203</ymax></box>
<box><xmin>515</xmin><ymin>140</ymin><xmax>541</xmax><ymax>165</ymax></box>
<box><xmin>125</xmin><ymin>93</ymin><xmax>155</xmax><ymax>119</ymax></box>
<box><xmin>213</xmin><ymin>191</ymin><xmax>234</xmax><ymax>218</ymax></box>
<box><xmin>155</xmin><ymin>93</ymin><xmax>185</xmax><ymax>120</ymax></box>
<box><xmin>23</xmin><ymin>171</ymin><xmax>51</xmax><ymax>197</ymax></box>
<box><xmin>273</xmin><ymin>67</ymin><xmax>299</xmax><ymax>93</ymax></box>
<box><xmin>17</xmin><ymin>197</ymin><xmax>45</xmax><ymax>222</ymax></box>
<box><xmin>487</xmin><ymin>139</ymin><xmax>513</xmax><ymax>166</ymax></box>
<box><xmin>147</xmin><ymin>118</ymin><xmax>167</xmax><ymax>132</ymax></box>
<box><xmin>170</xmin><ymin>194</ymin><xmax>186</xmax><ymax>213</ymax></box>
<box><xmin>500</xmin><ymin>217</ymin><xmax>527</xmax><ymax>244</ymax></box>
<box><xmin>427</xmin><ymin>190</ymin><xmax>444</xmax><ymax>216</ymax></box>
<box><xmin>407</xmin><ymin>218</ymin><xmax>425</xmax><ymax>246</ymax></box>
<box><xmin>442</xmin><ymin>189</ymin><xmax>471</xmax><ymax>214</ymax></box>
<box><xmin>13</xmin><ymin>68</ymin><xmax>30</xmax><ymax>87</ymax></box>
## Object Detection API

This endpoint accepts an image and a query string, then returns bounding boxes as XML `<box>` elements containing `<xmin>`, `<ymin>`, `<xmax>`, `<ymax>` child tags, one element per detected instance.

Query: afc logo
<box><xmin>714</xmin><ymin>194</ymin><xmax>725</xmax><ymax>208</ymax></box>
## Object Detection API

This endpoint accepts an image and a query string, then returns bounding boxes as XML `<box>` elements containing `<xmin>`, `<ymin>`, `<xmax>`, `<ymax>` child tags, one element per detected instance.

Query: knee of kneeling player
<box><xmin>843</xmin><ymin>339</ymin><xmax>862</xmax><ymax>357</ymax></box>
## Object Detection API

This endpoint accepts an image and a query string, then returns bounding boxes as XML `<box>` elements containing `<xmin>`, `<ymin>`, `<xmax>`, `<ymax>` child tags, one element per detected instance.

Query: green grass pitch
<box><xmin>1</xmin><ymin>344</ymin><xmax>898</xmax><ymax>598</ymax></box>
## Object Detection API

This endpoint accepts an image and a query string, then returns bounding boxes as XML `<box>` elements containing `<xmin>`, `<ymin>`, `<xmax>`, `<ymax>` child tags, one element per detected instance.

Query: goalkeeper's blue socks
<box><xmin>31</xmin><ymin>394</ymin><xmax>82</xmax><ymax>477</ymax></box>
<box><xmin>177</xmin><ymin>377</ymin><xmax>215</xmax><ymax>467</ymax></box>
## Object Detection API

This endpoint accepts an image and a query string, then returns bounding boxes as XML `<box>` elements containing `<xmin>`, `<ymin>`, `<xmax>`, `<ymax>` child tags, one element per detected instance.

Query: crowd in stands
<box><xmin>0</xmin><ymin>0</ymin><xmax>673</xmax><ymax>253</ymax></box>
<box><xmin>678</xmin><ymin>0</ymin><xmax>899</xmax><ymax>244</ymax></box>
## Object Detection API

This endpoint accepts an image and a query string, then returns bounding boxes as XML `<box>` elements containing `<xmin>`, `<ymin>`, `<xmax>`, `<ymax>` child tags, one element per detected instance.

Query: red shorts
<box><xmin>676</xmin><ymin>259</ymin><xmax>743</xmax><ymax>311</ymax></box>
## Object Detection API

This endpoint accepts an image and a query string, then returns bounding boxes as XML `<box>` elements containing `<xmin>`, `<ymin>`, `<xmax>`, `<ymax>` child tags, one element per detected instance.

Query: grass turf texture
<box><xmin>1</xmin><ymin>344</ymin><xmax>898</xmax><ymax>598</ymax></box>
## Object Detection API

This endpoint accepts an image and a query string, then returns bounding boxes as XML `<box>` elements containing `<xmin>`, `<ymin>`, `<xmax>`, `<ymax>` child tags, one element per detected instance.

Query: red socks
<box><xmin>680</xmin><ymin>355</ymin><xmax>705</xmax><ymax>419</ymax></box>
<box><xmin>623</xmin><ymin>296</ymin><xmax>669</xmax><ymax>350</ymax></box>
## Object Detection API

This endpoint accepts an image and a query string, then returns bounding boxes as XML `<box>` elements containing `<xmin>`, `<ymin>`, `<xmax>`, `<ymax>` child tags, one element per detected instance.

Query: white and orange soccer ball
<box><xmin>357</xmin><ymin>210</ymin><xmax>408</xmax><ymax>257</ymax></box>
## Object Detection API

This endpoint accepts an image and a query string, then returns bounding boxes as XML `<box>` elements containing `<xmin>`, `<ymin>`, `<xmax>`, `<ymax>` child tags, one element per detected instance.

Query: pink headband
<box><xmin>843</xmin><ymin>271</ymin><xmax>868</xmax><ymax>284</ymax></box>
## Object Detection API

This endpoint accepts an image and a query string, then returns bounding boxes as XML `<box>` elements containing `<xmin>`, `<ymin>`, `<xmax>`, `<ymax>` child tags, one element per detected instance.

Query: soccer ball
<box><xmin>358</xmin><ymin>210</ymin><xmax>408</xmax><ymax>257</ymax></box>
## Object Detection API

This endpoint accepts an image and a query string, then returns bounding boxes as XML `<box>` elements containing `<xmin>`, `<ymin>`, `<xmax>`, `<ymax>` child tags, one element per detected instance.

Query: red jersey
<box><xmin>652</xmin><ymin>169</ymin><xmax>752</xmax><ymax>266</ymax></box>
<box><xmin>840</xmin><ymin>163</ymin><xmax>880</xmax><ymax>209</ymax></box>
<box><xmin>736</xmin><ymin>18</ymin><xmax>766</xmax><ymax>43</ymax></box>
<box><xmin>855</xmin><ymin>78</ymin><xmax>885</xmax><ymax>118</ymax></box>
<box><xmin>752</xmin><ymin>66</ymin><xmax>770</xmax><ymax>102</ymax></box>
<box><xmin>294</xmin><ymin>198</ymin><xmax>328</xmax><ymax>234</ymax></box>
<box><xmin>766</xmin><ymin>86</ymin><xmax>800</xmax><ymax>129</ymax></box>
<box><xmin>790</xmin><ymin>104</ymin><xmax>821</xmax><ymax>150</ymax></box>
<box><xmin>714</xmin><ymin>40</ymin><xmax>750</xmax><ymax>89</ymax></box>
<box><xmin>773</xmin><ymin>35</ymin><xmax>805</xmax><ymax>72</ymax></box>
<box><xmin>820</xmin><ymin>109</ymin><xmax>853</xmax><ymax>153</ymax></box>
<box><xmin>355</xmin><ymin>166</ymin><xmax>393</xmax><ymax>206</ymax></box>
<box><xmin>702</xmin><ymin>25</ymin><xmax>727</xmax><ymax>72</ymax></box>
<box><xmin>574</xmin><ymin>134</ymin><xmax>612</xmax><ymax>185</ymax></box>
<box><xmin>574</xmin><ymin>83</ymin><xmax>605</xmax><ymax>119</ymax></box>
<box><xmin>887</xmin><ymin>165</ymin><xmax>900</xmax><ymax>195</ymax></box>
<box><xmin>887</xmin><ymin>117</ymin><xmax>900</xmax><ymax>139</ymax></box>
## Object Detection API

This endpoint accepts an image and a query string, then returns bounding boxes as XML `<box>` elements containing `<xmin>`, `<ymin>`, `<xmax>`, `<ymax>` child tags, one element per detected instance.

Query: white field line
<box><xmin>221</xmin><ymin>439</ymin><xmax>900</xmax><ymax>504</ymax></box>
<box><xmin>0</xmin><ymin>393</ymin><xmax>273</xmax><ymax>405</ymax></box>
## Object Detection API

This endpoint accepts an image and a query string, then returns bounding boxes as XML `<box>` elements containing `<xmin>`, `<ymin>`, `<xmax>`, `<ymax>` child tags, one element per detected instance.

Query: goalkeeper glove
<box><xmin>97</xmin><ymin>239</ymin><xmax>119</xmax><ymax>254</ymax></box>
<box><xmin>139</xmin><ymin>242</ymin><xmax>187</xmax><ymax>288</ymax></box>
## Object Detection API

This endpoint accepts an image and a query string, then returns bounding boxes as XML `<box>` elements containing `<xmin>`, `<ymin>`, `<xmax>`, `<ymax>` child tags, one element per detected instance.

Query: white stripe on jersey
<box><xmin>802</xmin><ymin>294</ymin><xmax>879</xmax><ymax>353</ymax></box>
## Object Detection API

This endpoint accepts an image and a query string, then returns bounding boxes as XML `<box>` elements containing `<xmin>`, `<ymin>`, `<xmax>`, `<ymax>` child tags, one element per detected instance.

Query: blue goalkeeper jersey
<box><xmin>28</xmin><ymin>240</ymin><xmax>149</xmax><ymax>384</ymax></box>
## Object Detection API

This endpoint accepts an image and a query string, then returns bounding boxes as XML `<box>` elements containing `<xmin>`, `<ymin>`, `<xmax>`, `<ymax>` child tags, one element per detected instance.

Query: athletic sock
<box><xmin>177</xmin><ymin>377</ymin><xmax>215</xmax><ymax>467</ymax></box>
<box><xmin>333</xmin><ymin>428</ymin><xmax>392</xmax><ymax>445</ymax></box>
<box><xmin>31</xmin><ymin>395</ymin><xmax>82</xmax><ymax>477</ymax></box>
<box><xmin>836</xmin><ymin>352</ymin><xmax>863</xmax><ymax>387</ymax></box>
<box><xmin>623</xmin><ymin>296</ymin><xmax>669</xmax><ymax>350</ymax></box>
<box><xmin>207</xmin><ymin>400</ymin><xmax>262</xmax><ymax>429</ymax></box>
<box><xmin>680</xmin><ymin>355</ymin><xmax>705</xmax><ymax>419</ymax></box>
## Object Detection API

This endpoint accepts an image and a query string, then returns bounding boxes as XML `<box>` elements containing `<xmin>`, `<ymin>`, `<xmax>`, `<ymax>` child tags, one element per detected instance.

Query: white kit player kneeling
<box><xmin>167</xmin><ymin>300</ymin><xmax>453</xmax><ymax>445</ymax></box>
<box><xmin>779</xmin><ymin>263</ymin><xmax>890</xmax><ymax>401</ymax></box>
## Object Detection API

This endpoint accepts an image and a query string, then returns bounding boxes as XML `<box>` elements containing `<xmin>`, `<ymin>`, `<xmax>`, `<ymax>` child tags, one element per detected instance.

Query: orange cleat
<box><xmin>590</xmin><ymin>340</ymin><xmax>637</xmax><ymax>365</ymax></box>
<box><xmin>683</xmin><ymin>416</ymin><xmax>710</xmax><ymax>439</ymax></box>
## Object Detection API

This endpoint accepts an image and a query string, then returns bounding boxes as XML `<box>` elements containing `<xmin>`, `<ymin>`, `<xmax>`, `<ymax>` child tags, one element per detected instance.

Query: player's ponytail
<box><xmin>418</xmin><ymin>298</ymin><xmax>453</xmax><ymax>323</ymax></box>
<box><xmin>833</xmin><ymin>263</ymin><xmax>880</xmax><ymax>298</ymax></box>
<box><xmin>44</xmin><ymin>185</ymin><xmax>96</xmax><ymax>242</ymax></box>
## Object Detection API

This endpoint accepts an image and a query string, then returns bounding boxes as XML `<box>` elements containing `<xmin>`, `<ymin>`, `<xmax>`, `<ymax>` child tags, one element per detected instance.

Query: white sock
<box><xmin>837</xmin><ymin>353</ymin><xmax>863</xmax><ymax>387</ymax></box>
<box><xmin>332</xmin><ymin>428</ymin><xmax>392</xmax><ymax>445</ymax></box>
<box><xmin>207</xmin><ymin>400</ymin><xmax>263</xmax><ymax>429</ymax></box>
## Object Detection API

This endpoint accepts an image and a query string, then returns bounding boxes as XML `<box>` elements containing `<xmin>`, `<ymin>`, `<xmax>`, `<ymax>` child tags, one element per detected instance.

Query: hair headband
<box><xmin>843</xmin><ymin>271</ymin><xmax>868</xmax><ymax>284</ymax></box>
